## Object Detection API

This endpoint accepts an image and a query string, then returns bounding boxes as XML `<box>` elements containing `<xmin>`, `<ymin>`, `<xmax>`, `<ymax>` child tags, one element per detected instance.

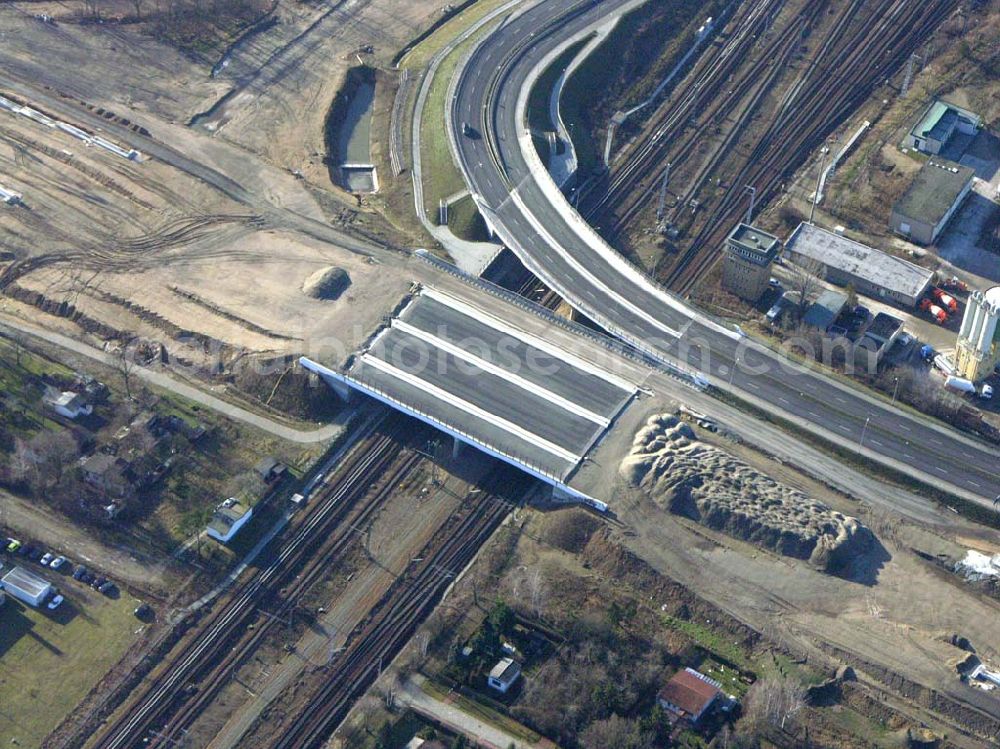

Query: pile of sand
<box><xmin>302</xmin><ymin>266</ymin><xmax>351</xmax><ymax>300</ymax></box>
<box><xmin>620</xmin><ymin>414</ymin><xmax>875</xmax><ymax>572</ymax></box>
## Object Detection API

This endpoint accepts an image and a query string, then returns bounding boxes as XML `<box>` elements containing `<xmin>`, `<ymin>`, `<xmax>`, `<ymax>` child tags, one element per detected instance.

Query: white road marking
<box><xmin>933</xmin><ymin>466</ymin><xmax>948</xmax><ymax>475</ymax></box>
<box><xmin>391</xmin><ymin>320</ymin><xmax>611</xmax><ymax>426</ymax></box>
<box><xmin>361</xmin><ymin>354</ymin><xmax>580</xmax><ymax>462</ymax></box>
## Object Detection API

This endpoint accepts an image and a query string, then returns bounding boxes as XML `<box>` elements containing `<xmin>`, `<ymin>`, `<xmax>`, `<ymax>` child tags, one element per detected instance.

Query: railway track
<box><xmin>266</xmin><ymin>465</ymin><xmax>531</xmax><ymax>749</ymax></box>
<box><xmin>581</xmin><ymin>0</ymin><xmax>958</xmax><ymax>295</ymax></box>
<box><xmin>582</xmin><ymin>0</ymin><xmax>792</xmax><ymax>226</ymax></box>
<box><xmin>89</xmin><ymin>412</ymin><xmax>427</xmax><ymax>749</ymax></box>
<box><xmin>666</xmin><ymin>0</ymin><xmax>959</xmax><ymax>293</ymax></box>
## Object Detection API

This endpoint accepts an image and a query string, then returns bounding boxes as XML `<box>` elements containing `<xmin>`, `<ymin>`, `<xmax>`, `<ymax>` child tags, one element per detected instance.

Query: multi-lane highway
<box><xmin>449</xmin><ymin>0</ymin><xmax>1000</xmax><ymax>505</ymax></box>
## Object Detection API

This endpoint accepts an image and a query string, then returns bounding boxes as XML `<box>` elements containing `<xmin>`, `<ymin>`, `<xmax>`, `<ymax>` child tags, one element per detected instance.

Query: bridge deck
<box><xmin>304</xmin><ymin>285</ymin><xmax>646</xmax><ymax>486</ymax></box>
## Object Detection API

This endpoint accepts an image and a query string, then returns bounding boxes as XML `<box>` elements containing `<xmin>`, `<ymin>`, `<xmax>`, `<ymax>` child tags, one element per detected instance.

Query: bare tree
<box><xmin>743</xmin><ymin>674</ymin><xmax>808</xmax><ymax>732</ymax></box>
<box><xmin>787</xmin><ymin>255</ymin><xmax>826</xmax><ymax>314</ymax></box>
<box><xmin>528</xmin><ymin>568</ymin><xmax>547</xmax><ymax>618</ymax></box>
<box><xmin>116</xmin><ymin>337</ymin><xmax>139</xmax><ymax>402</ymax></box>
<box><xmin>131</xmin><ymin>0</ymin><xmax>145</xmax><ymax>19</ymax></box>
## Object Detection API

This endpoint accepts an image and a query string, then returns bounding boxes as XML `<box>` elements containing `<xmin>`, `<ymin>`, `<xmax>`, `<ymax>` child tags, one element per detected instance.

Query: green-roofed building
<box><xmin>904</xmin><ymin>99</ymin><xmax>980</xmax><ymax>155</ymax></box>
<box><xmin>890</xmin><ymin>160</ymin><xmax>975</xmax><ymax>245</ymax></box>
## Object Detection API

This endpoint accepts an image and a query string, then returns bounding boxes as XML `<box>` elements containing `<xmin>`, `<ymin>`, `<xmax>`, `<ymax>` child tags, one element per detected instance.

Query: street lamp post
<box><xmin>859</xmin><ymin>416</ymin><xmax>871</xmax><ymax>449</ymax></box>
<box><xmin>891</xmin><ymin>377</ymin><xmax>900</xmax><ymax>405</ymax></box>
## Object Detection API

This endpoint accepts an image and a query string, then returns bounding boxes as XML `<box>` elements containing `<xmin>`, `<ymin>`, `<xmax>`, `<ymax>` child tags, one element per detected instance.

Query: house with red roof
<box><xmin>657</xmin><ymin>668</ymin><xmax>723</xmax><ymax>725</ymax></box>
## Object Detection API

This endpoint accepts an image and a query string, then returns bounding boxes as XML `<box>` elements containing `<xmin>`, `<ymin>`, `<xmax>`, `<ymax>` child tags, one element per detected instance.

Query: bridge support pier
<box><xmin>452</xmin><ymin>435</ymin><xmax>465</xmax><ymax>460</ymax></box>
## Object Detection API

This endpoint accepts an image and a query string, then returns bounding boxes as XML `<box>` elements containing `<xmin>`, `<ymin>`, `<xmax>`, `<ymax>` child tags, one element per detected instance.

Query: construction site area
<box><xmin>1</xmin><ymin>0</ymin><xmax>999</xmax><ymax>748</ymax></box>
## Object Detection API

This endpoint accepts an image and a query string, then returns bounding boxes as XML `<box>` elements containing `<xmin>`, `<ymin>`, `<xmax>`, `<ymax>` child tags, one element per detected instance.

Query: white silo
<box><xmin>958</xmin><ymin>297</ymin><xmax>977</xmax><ymax>340</ymax></box>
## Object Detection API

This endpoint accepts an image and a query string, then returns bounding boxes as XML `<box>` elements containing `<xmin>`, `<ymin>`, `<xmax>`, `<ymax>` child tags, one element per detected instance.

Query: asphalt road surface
<box><xmin>450</xmin><ymin>0</ymin><xmax>1000</xmax><ymax>506</ymax></box>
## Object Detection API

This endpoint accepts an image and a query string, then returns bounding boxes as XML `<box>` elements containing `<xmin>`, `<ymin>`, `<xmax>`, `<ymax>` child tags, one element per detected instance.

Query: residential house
<box><xmin>487</xmin><ymin>657</ymin><xmax>522</xmax><ymax>694</ymax></box>
<box><xmin>657</xmin><ymin>668</ymin><xmax>723</xmax><ymax>725</ymax></box>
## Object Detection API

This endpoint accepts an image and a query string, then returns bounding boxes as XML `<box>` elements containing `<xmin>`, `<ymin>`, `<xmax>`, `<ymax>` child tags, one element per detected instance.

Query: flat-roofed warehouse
<box><xmin>1</xmin><ymin>565</ymin><xmax>53</xmax><ymax>607</ymax></box>
<box><xmin>784</xmin><ymin>223</ymin><xmax>934</xmax><ymax>308</ymax></box>
<box><xmin>890</xmin><ymin>160</ymin><xmax>976</xmax><ymax>245</ymax></box>
<box><xmin>302</xmin><ymin>284</ymin><xmax>650</xmax><ymax>501</ymax></box>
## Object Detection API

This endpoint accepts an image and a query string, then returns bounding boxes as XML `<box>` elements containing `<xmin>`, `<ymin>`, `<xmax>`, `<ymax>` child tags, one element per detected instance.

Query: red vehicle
<box><xmin>920</xmin><ymin>298</ymin><xmax>948</xmax><ymax>324</ymax></box>
<box><xmin>940</xmin><ymin>276</ymin><xmax>969</xmax><ymax>293</ymax></box>
<box><xmin>931</xmin><ymin>287</ymin><xmax>958</xmax><ymax>313</ymax></box>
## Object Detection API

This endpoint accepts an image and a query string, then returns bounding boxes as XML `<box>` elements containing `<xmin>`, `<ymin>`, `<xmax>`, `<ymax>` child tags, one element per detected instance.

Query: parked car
<box><xmin>98</xmin><ymin>582</ymin><xmax>117</xmax><ymax>597</ymax></box>
<box><xmin>980</xmin><ymin>384</ymin><xmax>994</xmax><ymax>400</ymax></box>
<box><xmin>854</xmin><ymin>305</ymin><xmax>870</xmax><ymax>320</ymax></box>
<box><xmin>91</xmin><ymin>576</ymin><xmax>108</xmax><ymax>590</ymax></box>
<box><xmin>47</xmin><ymin>594</ymin><xmax>64</xmax><ymax>610</ymax></box>
<box><xmin>5</xmin><ymin>538</ymin><xmax>21</xmax><ymax>553</ymax></box>
<box><xmin>39</xmin><ymin>552</ymin><xmax>54</xmax><ymax>566</ymax></box>
<box><xmin>897</xmin><ymin>333</ymin><xmax>914</xmax><ymax>348</ymax></box>
<box><xmin>20</xmin><ymin>544</ymin><xmax>37</xmax><ymax>558</ymax></box>
<box><xmin>50</xmin><ymin>556</ymin><xmax>67</xmax><ymax>570</ymax></box>
<box><xmin>72</xmin><ymin>565</ymin><xmax>88</xmax><ymax>580</ymax></box>
<box><xmin>768</xmin><ymin>277</ymin><xmax>782</xmax><ymax>289</ymax></box>
<box><xmin>920</xmin><ymin>344</ymin><xmax>936</xmax><ymax>361</ymax></box>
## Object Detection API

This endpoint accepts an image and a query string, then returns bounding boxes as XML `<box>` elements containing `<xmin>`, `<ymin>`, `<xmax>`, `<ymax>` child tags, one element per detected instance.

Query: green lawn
<box><xmin>0</xmin><ymin>583</ymin><xmax>142</xmax><ymax>748</ymax></box>
<box><xmin>399</xmin><ymin>0</ymin><xmax>516</xmax><ymax>71</ymax></box>
<box><xmin>416</xmin><ymin>28</ymin><xmax>497</xmax><ymax>217</ymax></box>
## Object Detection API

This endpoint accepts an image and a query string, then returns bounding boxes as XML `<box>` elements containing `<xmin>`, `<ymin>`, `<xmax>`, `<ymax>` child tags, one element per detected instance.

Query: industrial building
<box><xmin>802</xmin><ymin>290</ymin><xmax>848</xmax><ymax>331</ymax></box>
<box><xmin>890</xmin><ymin>160</ymin><xmax>975</xmax><ymax>245</ymax></box>
<box><xmin>1</xmin><ymin>566</ymin><xmax>54</xmax><ymax>607</ymax></box>
<box><xmin>854</xmin><ymin>312</ymin><xmax>904</xmax><ymax>371</ymax></box>
<box><xmin>721</xmin><ymin>223</ymin><xmax>781</xmax><ymax>301</ymax></box>
<box><xmin>903</xmin><ymin>100</ymin><xmax>980</xmax><ymax>155</ymax></box>
<box><xmin>207</xmin><ymin>498</ymin><xmax>253</xmax><ymax>543</ymax></box>
<box><xmin>785</xmin><ymin>223</ymin><xmax>934</xmax><ymax>308</ymax></box>
<box><xmin>955</xmin><ymin>287</ymin><xmax>1000</xmax><ymax>382</ymax></box>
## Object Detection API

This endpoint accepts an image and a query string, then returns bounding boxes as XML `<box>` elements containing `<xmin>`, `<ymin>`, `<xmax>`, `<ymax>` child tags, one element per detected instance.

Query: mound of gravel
<box><xmin>302</xmin><ymin>266</ymin><xmax>351</xmax><ymax>300</ymax></box>
<box><xmin>620</xmin><ymin>414</ymin><xmax>876</xmax><ymax>573</ymax></box>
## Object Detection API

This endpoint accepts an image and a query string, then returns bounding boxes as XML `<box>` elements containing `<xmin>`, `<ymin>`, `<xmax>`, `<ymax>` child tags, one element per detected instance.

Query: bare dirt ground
<box><xmin>614</xmin><ymin>419</ymin><xmax>1000</xmax><ymax>747</ymax></box>
<box><xmin>191</xmin><ymin>0</ymin><xmax>443</xmax><ymax>182</ymax></box>
<box><xmin>0</xmin><ymin>0</ymin><xmax>446</xmax><ymax>376</ymax></box>
<box><xmin>1</xmin><ymin>488</ymin><xmax>182</xmax><ymax>594</ymax></box>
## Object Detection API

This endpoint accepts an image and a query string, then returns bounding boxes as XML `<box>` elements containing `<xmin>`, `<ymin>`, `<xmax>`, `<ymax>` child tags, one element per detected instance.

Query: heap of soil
<box><xmin>619</xmin><ymin>414</ymin><xmax>876</xmax><ymax>573</ymax></box>
<box><xmin>302</xmin><ymin>266</ymin><xmax>351</xmax><ymax>300</ymax></box>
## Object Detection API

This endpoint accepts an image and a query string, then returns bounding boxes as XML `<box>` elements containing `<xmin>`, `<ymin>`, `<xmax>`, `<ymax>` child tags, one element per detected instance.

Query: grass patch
<box><xmin>416</xmin><ymin>28</ymin><xmax>497</xmax><ymax>215</ymax></box>
<box><xmin>0</xmin><ymin>584</ymin><xmax>142</xmax><ymax>748</ymax></box>
<box><xmin>447</xmin><ymin>194</ymin><xmax>490</xmax><ymax>241</ymax></box>
<box><xmin>421</xmin><ymin>677</ymin><xmax>542</xmax><ymax>744</ymax></box>
<box><xmin>399</xmin><ymin>0</ymin><xmax>515</xmax><ymax>70</ymax></box>
<box><xmin>660</xmin><ymin>613</ymin><xmax>750</xmax><ymax>671</ymax></box>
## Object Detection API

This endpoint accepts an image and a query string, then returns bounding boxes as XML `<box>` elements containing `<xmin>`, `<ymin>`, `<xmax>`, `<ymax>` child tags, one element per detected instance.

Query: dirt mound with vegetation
<box><xmin>620</xmin><ymin>414</ymin><xmax>875</xmax><ymax>573</ymax></box>
<box><xmin>302</xmin><ymin>266</ymin><xmax>351</xmax><ymax>300</ymax></box>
